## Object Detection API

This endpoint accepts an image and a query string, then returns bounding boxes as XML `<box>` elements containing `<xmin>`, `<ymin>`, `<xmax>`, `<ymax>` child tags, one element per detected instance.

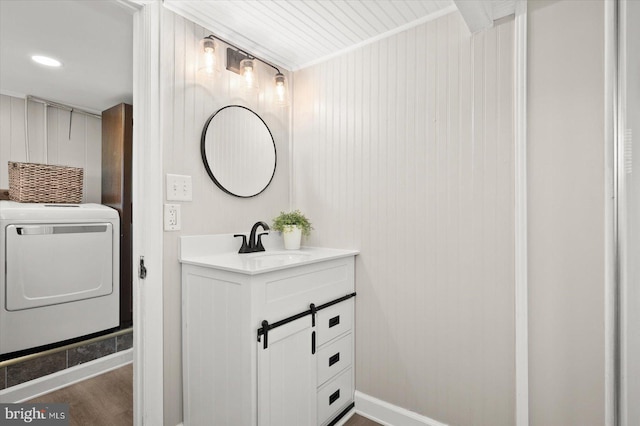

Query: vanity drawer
<box><xmin>317</xmin><ymin>332</ymin><xmax>352</xmax><ymax>387</ymax></box>
<box><xmin>261</xmin><ymin>258</ymin><xmax>355</xmax><ymax>322</ymax></box>
<box><xmin>317</xmin><ymin>367</ymin><xmax>353</xmax><ymax>426</ymax></box>
<box><xmin>317</xmin><ymin>299</ymin><xmax>353</xmax><ymax>346</ymax></box>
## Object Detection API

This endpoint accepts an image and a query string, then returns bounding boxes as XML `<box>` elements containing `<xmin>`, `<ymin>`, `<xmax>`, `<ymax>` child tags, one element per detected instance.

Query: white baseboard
<box><xmin>0</xmin><ymin>348</ymin><xmax>133</xmax><ymax>403</ymax></box>
<box><xmin>355</xmin><ymin>391</ymin><xmax>448</xmax><ymax>426</ymax></box>
<box><xmin>177</xmin><ymin>393</ymin><xmax>445</xmax><ymax>426</ymax></box>
<box><xmin>179</xmin><ymin>404</ymin><xmax>356</xmax><ymax>426</ymax></box>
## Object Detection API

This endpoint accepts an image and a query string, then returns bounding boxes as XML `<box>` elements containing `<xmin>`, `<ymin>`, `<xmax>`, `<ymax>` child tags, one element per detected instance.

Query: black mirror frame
<box><xmin>200</xmin><ymin>105</ymin><xmax>277</xmax><ymax>198</ymax></box>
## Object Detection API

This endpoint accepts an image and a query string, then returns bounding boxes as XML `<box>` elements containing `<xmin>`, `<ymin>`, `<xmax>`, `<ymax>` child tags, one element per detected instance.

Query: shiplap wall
<box><xmin>0</xmin><ymin>94</ymin><xmax>101</xmax><ymax>202</ymax></box>
<box><xmin>293</xmin><ymin>12</ymin><xmax>515</xmax><ymax>425</ymax></box>
<box><xmin>159</xmin><ymin>9</ymin><xmax>290</xmax><ymax>426</ymax></box>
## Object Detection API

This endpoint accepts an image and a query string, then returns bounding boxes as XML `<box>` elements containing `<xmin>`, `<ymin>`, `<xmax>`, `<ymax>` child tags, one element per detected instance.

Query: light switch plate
<box><xmin>166</xmin><ymin>174</ymin><xmax>192</xmax><ymax>201</ymax></box>
<box><xmin>164</xmin><ymin>204</ymin><xmax>181</xmax><ymax>231</ymax></box>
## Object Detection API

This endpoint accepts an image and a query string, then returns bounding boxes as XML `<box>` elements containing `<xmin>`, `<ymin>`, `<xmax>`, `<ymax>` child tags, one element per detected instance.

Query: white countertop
<box><xmin>179</xmin><ymin>234</ymin><xmax>358</xmax><ymax>275</ymax></box>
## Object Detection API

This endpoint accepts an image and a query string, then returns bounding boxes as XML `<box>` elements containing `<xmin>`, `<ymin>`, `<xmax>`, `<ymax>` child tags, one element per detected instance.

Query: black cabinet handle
<box><xmin>261</xmin><ymin>320</ymin><xmax>269</xmax><ymax>349</ymax></box>
<box><xmin>329</xmin><ymin>352</ymin><xmax>340</xmax><ymax>367</ymax></box>
<box><xmin>329</xmin><ymin>389</ymin><xmax>340</xmax><ymax>405</ymax></box>
<box><xmin>311</xmin><ymin>331</ymin><xmax>316</xmax><ymax>354</ymax></box>
<box><xmin>310</xmin><ymin>303</ymin><xmax>317</xmax><ymax>327</ymax></box>
<box><xmin>329</xmin><ymin>315</ymin><xmax>340</xmax><ymax>328</ymax></box>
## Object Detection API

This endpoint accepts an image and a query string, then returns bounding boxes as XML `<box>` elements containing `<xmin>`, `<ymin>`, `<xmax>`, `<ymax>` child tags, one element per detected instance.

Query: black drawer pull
<box><xmin>329</xmin><ymin>389</ymin><xmax>340</xmax><ymax>405</ymax></box>
<box><xmin>329</xmin><ymin>352</ymin><xmax>340</xmax><ymax>367</ymax></box>
<box><xmin>329</xmin><ymin>315</ymin><xmax>340</xmax><ymax>328</ymax></box>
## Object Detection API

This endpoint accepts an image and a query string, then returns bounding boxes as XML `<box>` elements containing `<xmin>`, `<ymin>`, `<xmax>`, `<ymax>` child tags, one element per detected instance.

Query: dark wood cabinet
<box><xmin>102</xmin><ymin>103</ymin><xmax>133</xmax><ymax>328</ymax></box>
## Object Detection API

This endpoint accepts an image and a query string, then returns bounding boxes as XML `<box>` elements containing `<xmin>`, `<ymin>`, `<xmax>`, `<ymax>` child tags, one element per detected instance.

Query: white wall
<box><xmin>293</xmin><ymin>12</ymin><xmax>515</xmax><ymax>425</ymax></box>
<box><xmin>0</xmin><ymin>95</ymin><xmax>101</xmax><ymax>203</ymax></box>
<box><xmin>528</xmin><ymin>1</ymin><xmax>606</xmax><ymax>425</ymax></box>
<box><xmin>159</xmin><ymin>9</ymin><xmax>290</xmax><ymax>426</ymax></box>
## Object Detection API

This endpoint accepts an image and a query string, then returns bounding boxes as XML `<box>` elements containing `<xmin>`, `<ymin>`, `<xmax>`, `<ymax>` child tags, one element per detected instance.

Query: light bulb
<box><xmin>274</xmin><ymin>72</ymin><xmax>289</xmax><ymax>107</ymax></box>
<box><xmin>204</xmin><ymin>48</ymin><xmax>215</xmax><ymax>74</ymax></box>
<box><xmin>199</xmin><ymin>37</ymin><xmax>216</xmax><ymax>76</ymax></box>
<box><xmin>240</xmin><ymin>58</ymin><xmax>257</xmax><ymax>89</ymax></box>
<box><xmin>244</xmin><ymin>67</ymin><xmax>254</xmax><ymax>87</ymax></box>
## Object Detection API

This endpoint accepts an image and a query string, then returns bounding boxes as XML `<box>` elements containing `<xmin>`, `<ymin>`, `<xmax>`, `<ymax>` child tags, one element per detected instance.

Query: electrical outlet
<box><xmin>164</xmin><ymin>204</ymin><xmax>181</xmax><ymax>231</ymax></box>
<box><xmin>166</xmin><ymin>174</ymin><xmax>192</xmax><ymax>201</ymax></box>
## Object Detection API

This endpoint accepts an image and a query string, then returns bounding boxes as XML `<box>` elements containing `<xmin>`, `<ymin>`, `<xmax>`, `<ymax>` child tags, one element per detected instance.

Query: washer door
<box><xmin>5</xmin><ymin>223</ymin><xmax>114</xmax><ymax>311</ymax></box>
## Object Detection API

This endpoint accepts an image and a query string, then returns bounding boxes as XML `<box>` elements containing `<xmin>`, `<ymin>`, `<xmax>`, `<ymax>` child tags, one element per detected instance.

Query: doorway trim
<box><xmin>132</xmin><ymin>1</ymin><xmax>164</xmax><ymax>425</ymax></box>
<box><xmin>604</xmin><ymin>0</ymin><xmax>618</xmax><ymax>425</ymax></box>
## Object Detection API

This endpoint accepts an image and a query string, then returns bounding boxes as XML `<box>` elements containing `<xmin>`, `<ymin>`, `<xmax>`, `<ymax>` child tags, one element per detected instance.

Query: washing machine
<box><xmin>0</xmin><ymin>201</ymin><xmax>120</xmax><ymax>356</ymax></box>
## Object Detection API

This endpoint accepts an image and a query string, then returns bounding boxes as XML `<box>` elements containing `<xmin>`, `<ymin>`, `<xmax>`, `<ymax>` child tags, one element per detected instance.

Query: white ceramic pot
<box><xmin>282</xmin><ymin>225</ymin><xmax>302</xmax><ymax>250</ymax></box>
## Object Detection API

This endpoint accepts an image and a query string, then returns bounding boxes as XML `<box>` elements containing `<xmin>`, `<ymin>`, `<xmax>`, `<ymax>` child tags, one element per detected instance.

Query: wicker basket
<box><xmin>8</xmin><ymin>162</ymin><xmax>84</xmax><ymax>203</ymax></box>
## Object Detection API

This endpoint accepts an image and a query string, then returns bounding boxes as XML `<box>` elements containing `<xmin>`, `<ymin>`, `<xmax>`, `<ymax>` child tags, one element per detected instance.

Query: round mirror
<box><xmin>201</xmin><ymin>105</ymin><xmax>277</xmax><ymax>198</ymax></box>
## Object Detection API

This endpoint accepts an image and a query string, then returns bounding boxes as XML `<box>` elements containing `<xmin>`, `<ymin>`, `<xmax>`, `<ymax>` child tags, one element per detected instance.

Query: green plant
<box><xmin>272</xmin><ymin>210</ymin><xmax>313</xmax><ymax>237</ymax></box>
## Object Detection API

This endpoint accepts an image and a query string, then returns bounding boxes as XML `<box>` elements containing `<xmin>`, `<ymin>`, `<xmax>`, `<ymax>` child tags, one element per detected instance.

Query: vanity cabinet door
<box><xmin>257</xmin><ymin>315</ymin><xmax>317</xmax><ymax>426</ymax></box>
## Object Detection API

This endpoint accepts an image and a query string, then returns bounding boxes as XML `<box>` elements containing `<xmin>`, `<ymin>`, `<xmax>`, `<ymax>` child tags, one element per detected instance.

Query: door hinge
<box><xmin>139</xmin><ymin>256</ymin><xmax>147</xmax><ymax>279</ymax></box>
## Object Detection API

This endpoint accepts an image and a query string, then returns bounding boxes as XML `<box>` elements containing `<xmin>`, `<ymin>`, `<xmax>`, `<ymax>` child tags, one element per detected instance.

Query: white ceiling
<box><xmin>0</xmin><ymin>1</ymin><xmax>515</xmax><ymax>114</ymax></box>
<box><xmin>0</xmin><ymin>0</ymin><xmax>134</xmax><ymax>114</ymax></box>
<box><xmin>163</xmin><ymin>0</ymin><xmax>457</xmax><ymax>71</ymax></box>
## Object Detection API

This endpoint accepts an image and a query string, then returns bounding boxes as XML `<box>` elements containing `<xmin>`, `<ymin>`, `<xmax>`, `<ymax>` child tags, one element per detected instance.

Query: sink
<box><xmin>246</xmin><ymin>251</ymin><xmax>311</xmax><ymax>268</ymax></box>
<box><xmin>180</xmin><ymin>234</ymin><xmax>359</xmax><ymax>275</ymax></box>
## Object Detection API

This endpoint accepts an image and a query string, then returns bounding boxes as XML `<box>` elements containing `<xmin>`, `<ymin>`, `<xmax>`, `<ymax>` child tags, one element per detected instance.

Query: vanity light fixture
<box><xmin>31</xmin><ymin>55</ymin><xmax>62</xmax><ymax>67</ymax></box>
<box><xmin>200</xmin><ymin>34</ymin><xmax>289</xmax><ymax>106</ymax></box>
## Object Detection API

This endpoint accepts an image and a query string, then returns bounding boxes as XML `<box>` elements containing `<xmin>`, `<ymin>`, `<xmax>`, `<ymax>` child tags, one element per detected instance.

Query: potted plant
<box><xmin>272</xmin><ymin>210</ymin><xmax>313</xmax><ymax>250</ymax></box>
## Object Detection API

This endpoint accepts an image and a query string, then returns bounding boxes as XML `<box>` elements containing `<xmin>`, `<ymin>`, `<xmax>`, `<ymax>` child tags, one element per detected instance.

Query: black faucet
<box><xmin>234</xmin><ymin>221</ymin><xmax>270</xmax><ymax>254</ymax></box>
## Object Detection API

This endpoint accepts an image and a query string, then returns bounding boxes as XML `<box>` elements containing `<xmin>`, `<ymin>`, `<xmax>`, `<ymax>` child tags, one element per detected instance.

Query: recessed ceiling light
<box><xmin>31</xmin><ymin>55</ymin><xmax>62</xmax><ymax>67</ymax></box>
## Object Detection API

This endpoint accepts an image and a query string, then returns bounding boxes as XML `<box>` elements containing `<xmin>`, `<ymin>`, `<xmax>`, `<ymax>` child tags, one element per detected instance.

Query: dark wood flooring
<box><xmin>344</xmin><ymin>413</ymin><xmax>382</xmax><ymax>425</ymax></box>
<box><xmin>27</xmin><ymin>364</ymin><xmax>133</xmax><ymax>426</ymax></box>
<box><xmin>26</xmin><ymin>364</ymin><xmax>380</xmax><ymax>426</ymax></box>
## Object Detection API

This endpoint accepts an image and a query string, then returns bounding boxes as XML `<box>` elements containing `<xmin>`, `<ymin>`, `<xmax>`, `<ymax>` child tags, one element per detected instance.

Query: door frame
<box><xmin>131</xmin><ymin>1</ymin><xmax>164</xmax><ymax>425</ymax></box>
<box><xmin>605</xmin><ymin>0</ymin><xmax>618</xmax><ymax>425</ymax></box>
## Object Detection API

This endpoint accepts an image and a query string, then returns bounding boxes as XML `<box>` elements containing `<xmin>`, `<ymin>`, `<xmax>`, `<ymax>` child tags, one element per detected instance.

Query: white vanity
<box><xmin>180</xmin><ymin>234</ymin><xmax>358</xmax><ymax>426</ymax></box>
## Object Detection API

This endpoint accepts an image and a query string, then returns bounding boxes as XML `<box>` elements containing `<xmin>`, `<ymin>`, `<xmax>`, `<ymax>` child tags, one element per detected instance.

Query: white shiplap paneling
<box><xmin>0</xmin><ymin>94</ymin><xmax>101</xmax><ymax>202</ymax></box>
<box><xmin>159</xmin><ymin>9</ymin><xmax>291</xmax><ymax>426</ymax></box>
<box><xmin>292</xmin><ymin>12</ymin><xmax>515</xmax><ymax>425</ymax></box>
<box><xmin>163</xmin><ymin>0</ymin><xmax>456</xmax><ymax>70</ymax></box>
